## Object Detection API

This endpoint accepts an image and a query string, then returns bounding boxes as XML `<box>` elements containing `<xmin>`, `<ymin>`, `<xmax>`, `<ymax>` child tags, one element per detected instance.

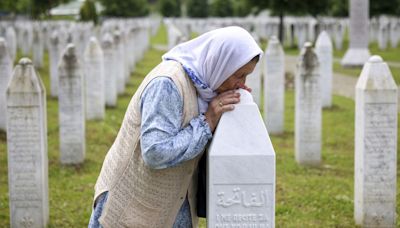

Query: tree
<box><xmin>187</xmin><ymin>0</ymin><xmax>208</xmax><ymax>18</ymax></box>
<box><xmin>100</xmin><ymin>0</ymin><xmax>149</xmax><ymax>17</ymax></box>
<box><xmin>331</xmin><ymin>0</ymin><xmax>348</xmax><ymax>17</ymax></box>
<box><xmin>370</xmin><ymin>0</ymin><xmax>398</xmax><ymax>16</ymax></box>
<box><xmin>0</xmin><ymin>0</ymin><xmax>72</xmax><ymax>19</ymax></box>
<box><xmin>159</xmin><ymin>0</ymin><xmax>181</xmax><ymax>17</ymax></box>
<box><xmin>269</xmin><ymin>0</ymin><xmax>330</xmax><ymax>43</ymax></box>
<box><xmin>79</xmin><ymin>0</ymin><xmax>98</xmax><ymax>24</ymax></box>
<box><xmin>233</xmin><ymin>0</ymin><xmax>252</xmax><ymax>17</ymax></box>
<box><xmin>210</xmin><ymin>0</ymin><xmax>234</xmax><ymax>17</ymax></box>
<box><xmin>245</xmin><ymin>0</ymin><xmax>269</xmax><ymax>15</ymax></box>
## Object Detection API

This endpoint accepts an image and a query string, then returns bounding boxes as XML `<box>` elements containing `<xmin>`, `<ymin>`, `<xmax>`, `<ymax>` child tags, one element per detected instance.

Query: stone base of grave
<box><xmin>341</xmin><ymin>48</ymin><xmax>371</xmax><ymax>68</ymax></box>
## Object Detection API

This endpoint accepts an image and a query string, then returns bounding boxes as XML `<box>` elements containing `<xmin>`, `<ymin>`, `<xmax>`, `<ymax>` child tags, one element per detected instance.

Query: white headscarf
<box><xmin>162</xmin><ymin>26</ymin><xmax>263</xmax><ymax>113</ymax></box>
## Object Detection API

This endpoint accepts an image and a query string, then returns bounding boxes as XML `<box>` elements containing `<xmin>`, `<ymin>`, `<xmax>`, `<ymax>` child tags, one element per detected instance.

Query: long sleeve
<box><xmin>140</xmin><ymin>76</ymin><xmax>212</xmax><ymax>169</ymax></box>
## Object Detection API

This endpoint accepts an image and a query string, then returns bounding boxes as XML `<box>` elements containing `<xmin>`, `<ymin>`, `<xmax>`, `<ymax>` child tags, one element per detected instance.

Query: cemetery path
<box><xmin>333</xmin><ymin>57</ymin><xmax>400</xmax><ymax>68</ymax></box>
<box><xmin>285</xmin><ymin>55</ymin><xmax>400</xmax><ymax>112</ymax></box>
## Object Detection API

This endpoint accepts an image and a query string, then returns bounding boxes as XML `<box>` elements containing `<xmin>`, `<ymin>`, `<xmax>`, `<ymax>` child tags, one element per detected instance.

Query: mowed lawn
<box><xmin>0</xmin><ymin>24</ymin><xmax>399</xmax><ymax>227</ymax></box>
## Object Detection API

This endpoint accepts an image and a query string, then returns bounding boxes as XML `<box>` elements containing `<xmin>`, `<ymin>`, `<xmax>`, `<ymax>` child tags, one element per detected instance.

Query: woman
<box><xmin>89</xmin><ymin>26</ymin><xmax>262</xmax><ymax>228</ymax></box>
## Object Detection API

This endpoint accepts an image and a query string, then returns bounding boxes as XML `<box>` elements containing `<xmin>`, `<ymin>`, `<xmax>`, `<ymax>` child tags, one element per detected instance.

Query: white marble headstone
<box><xmin>84</xmin><ymin>37</ymin><xmax>105</xmax><ymax>120</ymax></box>
<box><xmin>246</xmin><ymin>59</ymin><xmax>262</xmax><ymax>107</ymax></box>
<box><xmin>101</xmin><ymin>33</ymin><xmax>117</xmax><ymax>107</ymax></box>
<box><xmin>58</xmin><ymin>44</ymin><xmax>86</xmax><ymax>164</ymax></box>
<box><xmin>32</xmin><ymin>27</ymin><xmax>44</xmax><ymax>69</ymax></box>
<box><xmin>295</xmin><ymin>42</ymin><xmax>321</xmax><ymax>166</ymax></box>
<box><xmin>6</xmin><ymin>58</ymin><xmax>48</xmax><ymax>228</ymax></box>
<box><xmin>341</xmin><ymin>0</ymin><xmax>371</xmax><ymax>67</ymax></box>
<box><xmin>207</xmin><ymin>89</ymin><xmax>275</xmax><ymax>228</ymax></box>
<box><xmin>264</xmin><ymin>36</ymin><xmax>285</xmax><ymax>134</ymax></box>
<box><xmin>0</xmin><ymin>38</ymin><xmax>12</xmax><ymax>131</ymax></box>
<box><xmin>354</xmin><ymin>55</ymin><xmax>397</xmax><ymax>227</ymax></box>
<box><xmin>49</xmin><ymin>31</ymin><xmax>60</xmax><ymax>97</ymax></box>
<box><xmin>5</xmin><ymin>27</ymin><xmax>16</xmax><ymax>61</ymax></box>
<box><xmin>113</xmin><ymin>30</ymin><xmax>125</xmax><ymax>95</ymax></box>
<box><xmin>315</xmin><ymin>31</ymin><xmax>333</xmax><ymax>108</ymax></box>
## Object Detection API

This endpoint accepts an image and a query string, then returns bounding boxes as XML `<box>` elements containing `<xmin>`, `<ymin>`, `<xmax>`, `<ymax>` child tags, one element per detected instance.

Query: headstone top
<box><xmin>300</xmin><ymin>43</ymin><xmax>318</xmax><ymax>70</ymax></box>
<box><xmin>65</xmin><ymin>43</ymin><xmax>76</xmax><ymax>56</ymax></box>
<box><xmin>102</xmin><ymin>33</ymin><xmax>113</xmax><ymax>49</ymax></box>
<box><xmin>85</xmin><ymin>37</ymin><xmax>103</xmax><ymax>57</ymax></box>
<box><xmin>357</xmin><ymin>55</ymin><xmax>397</xmax><ymax>90</ymax></box>
<box><xmin>237</xmin><ymin>88</ymin><xmax>253</xmax><ymax>105</ymax></box>
<box><xmin>369</xmin><ymin>55</ymin><xmax>383</xmax><ymax>63</ymax></box>
<box><xmin>18</xmin><ymin>57</ymin><xmax>33</xmax><ymax>66</ymax></box>
<box><xmin>61</xmin><ymin>44</ymin><xmax>78</xmax><ymax>64</ymax></box>
<box><xmin>316</xmin><ymin>31</ymin><xmax>333</xmax><ymax>48</ymax></box>
<box><xmin>266</xmin><ymin>36</ymin><xmax>283</xmax><ymax>56</ymax></box>
<box><xmin>269</xmin><ymin>36</ymin><xmax>278</xmax><ymax>43</ymax></box>
<box><xmin>304</xmin><ymin>42</ymin><xmax>313</xmax><ymax>49</ymax></box>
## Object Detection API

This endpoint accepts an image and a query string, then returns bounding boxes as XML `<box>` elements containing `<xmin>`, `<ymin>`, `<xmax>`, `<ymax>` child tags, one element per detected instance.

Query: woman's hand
<box><xmin>205</xmin><ymin>90</ymin><xmax>240</xmax><ymax>132</ymax></box>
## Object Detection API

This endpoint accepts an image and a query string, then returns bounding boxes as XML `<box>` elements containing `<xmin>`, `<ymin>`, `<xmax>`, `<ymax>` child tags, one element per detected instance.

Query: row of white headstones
<box><xmin>0</xmin><ymin>21</ymin><xmax>398</xmax><ymax>227</ymax></box>
<box><xmin>0</xmin><ymin>19</ymin><xmax>157</xmax><ymax>227</ymax></box>
<box><xmin>167</xmin><ymin>14</ymin><xmax>400</xmax><ymax>53</ymax></box>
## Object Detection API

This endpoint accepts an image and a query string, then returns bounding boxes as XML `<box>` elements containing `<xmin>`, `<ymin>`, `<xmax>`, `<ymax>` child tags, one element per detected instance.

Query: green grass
<box><xmin>151</xmin><ymin>23</ymin><xmax>168</xmax><ymax>45</ymax></box>
<box><xmin>1</xmin><ymin>25</ymin><xmax>400</xmax><ymax>227</ymax></box>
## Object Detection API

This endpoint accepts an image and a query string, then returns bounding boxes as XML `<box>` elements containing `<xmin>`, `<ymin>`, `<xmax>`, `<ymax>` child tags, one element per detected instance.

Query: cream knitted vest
<box><xmin>94</xmin><ymin>61</ymin><xmax>201</xmax><ymax>227</ymax></box>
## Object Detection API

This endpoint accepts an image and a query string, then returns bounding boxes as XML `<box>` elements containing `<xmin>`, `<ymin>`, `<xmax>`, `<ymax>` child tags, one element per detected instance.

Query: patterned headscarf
<box><xmin>162</xmin><ymin>26</ymin><xmax>263</xmax><ymax>113</ymax></box>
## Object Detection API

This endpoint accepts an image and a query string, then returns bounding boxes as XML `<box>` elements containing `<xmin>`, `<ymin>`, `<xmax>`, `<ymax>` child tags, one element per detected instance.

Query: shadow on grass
<box><xmin>323</xmin><ymin>104</ymin><xmax>343</xmax><ymax>112</ymax></box>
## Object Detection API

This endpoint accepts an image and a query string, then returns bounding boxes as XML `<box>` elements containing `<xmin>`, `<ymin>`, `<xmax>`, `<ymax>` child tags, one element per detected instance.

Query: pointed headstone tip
<box><xmin>237</xmin><ymin>88</ymin><xmax>253</xmax><ymax>105</ymax></box>
<box><xmin>18</xmin><ymin>58</ymin><xmax>32</xmax><ymax>65</ymax></box>
<box><xmin>368</xmin><ymin>55</ymin><xmax>383</xmax><ymax>63</ymax></box>
<box><xmin>304</xmin><ymin>42</ymin><xmax>313</xmax><ymax>49</ymax></box>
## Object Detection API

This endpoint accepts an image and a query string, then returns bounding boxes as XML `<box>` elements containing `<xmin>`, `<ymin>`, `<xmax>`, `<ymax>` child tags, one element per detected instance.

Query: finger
<box><xmin>218</xmin><ymin>91</ymin><xmax>240</xmax><ymax>99</ymax></box>
<box><xmin>244</xmin><ymin>85</ymin><xmax>252</xmax><ymax>92</ymax></box>
<box><xmin>220</xmin><ymin>104</ymin><xmax>235</xmax><ymax>113</ymax></box>
<box><xmin>220</xmin><ymin>97</ymin><xmax>240</xmax><ymax>105</ymax></box>
<box><xmin>218</xmin><ymin>89</ymin><xmax>236</xmax><ymax>97</ymax></box>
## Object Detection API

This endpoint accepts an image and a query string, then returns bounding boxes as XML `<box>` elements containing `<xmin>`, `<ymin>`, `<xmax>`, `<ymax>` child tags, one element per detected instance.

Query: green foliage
<box><xmin>232</xmin><ymin>0</ymin><xmax>252</xmax><ymax>17</ymax></box>
<box><xmin>159</xmin><ymin>0</ymin><xmax>181</xmax><ymax>17</ymax></box>
<box><xmin>99</xmin><ymin>0</ymin><xmax>149</xmax><ymax>17</ymax></box>
<box><xmin>79</xmin><ymin>0</ymin><xmax>98</xmax><ymax>24</ymax></box>
<box><xmin>210</xmin><ymin>0</ymin><xmax>234</xmax><ymax>17</ymax></box>
<box><xmin>370</xmin><ymin>0</ymin><xmax>398</xmax><ymax>16</ymax></box>
<box><xmin>0</xmin><ymin>0</ymin><xmax>72</xmax><ymax>19</ymax></box>
<box><xmin>245</xmin><ymin>0</ymin><xmax>269</xmax><ymax>14</ymax></box>
<box><xmin>187</xmin><ymin>0</ymin><xmax>208</xmax><ymax>18</ymax></box>
<box><xmin>269</xmin><ymin>0</ymin><xmax>330</xmax><ymax>17</ymax></box>
<box><xmin>330</xmin><ymin>0</ymin><xmax>348</xmax><ymax>17</ymax></box>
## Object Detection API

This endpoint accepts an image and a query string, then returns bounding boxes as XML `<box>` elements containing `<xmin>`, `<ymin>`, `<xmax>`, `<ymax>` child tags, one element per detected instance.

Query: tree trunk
<box><xmin>278</xmin><ymin>10</ymin><xmax>284</xmax><ymax>43</ymax></box>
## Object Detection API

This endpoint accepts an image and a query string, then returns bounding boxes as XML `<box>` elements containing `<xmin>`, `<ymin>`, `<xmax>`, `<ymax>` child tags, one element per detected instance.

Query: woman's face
<box><xmin>215</xmin><ymin>60</ymin><xmax>258</xmax><ymax>94</ymax></box>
